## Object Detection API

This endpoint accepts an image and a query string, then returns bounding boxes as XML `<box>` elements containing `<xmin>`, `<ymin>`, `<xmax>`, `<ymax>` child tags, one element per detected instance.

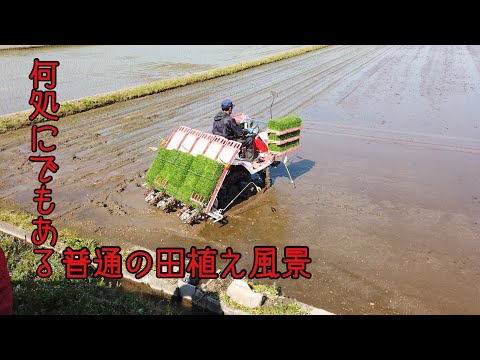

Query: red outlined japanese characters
<box><xmin>29</xmin><ymin>58</ymin><xmax>60</xmax><ymax>277</ymax></box>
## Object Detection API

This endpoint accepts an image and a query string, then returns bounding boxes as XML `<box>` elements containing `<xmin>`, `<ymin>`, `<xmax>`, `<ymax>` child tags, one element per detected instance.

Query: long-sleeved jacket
<box><xmin>212</xmin><ymin>111</ymin><xmax>247</xmax><ymax>140</ymax></box>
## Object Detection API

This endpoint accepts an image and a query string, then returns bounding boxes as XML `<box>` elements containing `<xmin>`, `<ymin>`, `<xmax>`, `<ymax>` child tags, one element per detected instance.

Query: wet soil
<box><xmin>0</xmin><ymin>45</ymin><xmax>306</xmax><ymax>115</ymax></box>
<box><xmin>1</xmin><ymin>45</ymin><xmax>479</xmax><ymax>314</ymax></box>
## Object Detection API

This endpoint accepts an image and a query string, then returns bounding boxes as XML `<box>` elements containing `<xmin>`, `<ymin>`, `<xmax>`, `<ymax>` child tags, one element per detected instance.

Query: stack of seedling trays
<box><xmin>267</xmin><ymin>115</ymin><xmax>302</xmax><ymax>155</ymax></box>
<box><xmin>145</xmin><ymin>146</ymin><xmax>225</xmax><ymax>209</ymax></box>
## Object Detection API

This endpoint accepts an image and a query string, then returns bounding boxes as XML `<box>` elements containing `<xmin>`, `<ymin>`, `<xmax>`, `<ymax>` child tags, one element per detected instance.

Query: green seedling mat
<box><xmin>268</xmin><ymin>139</ymin><xmax>301</xmax><ymax>153</ymax></box>
<box><xmin>268</xmin><ymin>130</ymin><xmax>301</xmax><ymax>142</ymax></box>
<box><xmin>267</xmin><ymin>115</ymin><xmax>302</xmax><ymax>152</ymax></box>
<box><xmin>145</xmin><ymin>147</ymin><xmax>225</xmax><ymax>209</ymax></box>
<box><xmin>267</xmin><ymin>115</ymin><xmax>302</xmax><ymax>132</ymax></box>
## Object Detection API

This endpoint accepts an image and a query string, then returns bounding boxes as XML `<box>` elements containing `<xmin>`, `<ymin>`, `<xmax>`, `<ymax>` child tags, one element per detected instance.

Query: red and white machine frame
<box><xmin>164</xmin><ymin>126</ymin><xmax>241</xmax><ymax>219</ymax></box>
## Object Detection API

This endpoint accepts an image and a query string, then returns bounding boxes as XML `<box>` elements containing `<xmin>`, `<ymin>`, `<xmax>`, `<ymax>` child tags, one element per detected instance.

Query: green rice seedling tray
<box><xmin>267</xmin><ymin>126</ymin><xmax>302</xmax><ymax>136</ymax></box>
<box><xmin>268</xmin><ymin>131</ymin><xmax>302</xmax><ymax>146</ymax></box>
<box><xmin>145</xmin><ymin>148</ymin><xmax>225</xmax><ymax>209</ymax></box>
<box><xmin>267</xmin><ymin>115</ymin><xmax>302</xmax><ymax>132</ymax></box>
<box><xmin>268</xmin><ymin>139</ymin><xmax>302</xmax><ymax>155</ymax></box>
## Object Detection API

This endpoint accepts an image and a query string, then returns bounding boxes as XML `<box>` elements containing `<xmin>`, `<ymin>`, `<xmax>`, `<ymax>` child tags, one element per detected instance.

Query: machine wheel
<box><xmin>217</xmin><ymin>165</ymin><xmax>251</xmax><ymax>209</ymax></box>
<box><xmin>212</xmin><ymin>197</ymin><xmax>219</xmax><ymax>210</ymax></box>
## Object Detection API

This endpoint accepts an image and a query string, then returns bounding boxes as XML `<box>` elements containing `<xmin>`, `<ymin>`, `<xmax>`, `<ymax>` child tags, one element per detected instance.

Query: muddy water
<box><xmin>279</xmin><ymin>45</ymin><xmax>480</xmax><ymax>314</ymax></box>
<box><xmin>0</xmin><ymin>45</ymin><xmax>305</xmax><ymax>116</ymax></box>
<box><xmin>1</xmin><ymin>45</ymin><xmax>479</xmax><ymax>314</ymax></box>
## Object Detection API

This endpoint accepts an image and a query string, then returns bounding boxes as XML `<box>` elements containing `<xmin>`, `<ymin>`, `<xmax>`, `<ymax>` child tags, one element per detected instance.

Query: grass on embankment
<box><xmin>0</xmin><ymin>208</ymin><xmax>311</xmax><ymax>315</ymax></box>
<box><xmin>0</xmin><ymin>208</ymin><xmax>98</xmax><ymax>254</ymax></box>
<box><xmin>0</xmin><ymin>45</ymin><xmax>328</xmax><ymax>134</ymax></box>
<box><xmin>0</xmin><ymin>234</ymin><xmax>175</xmax><ymax>315</ymax></box>
<box><xmin>0</xmin><ymin>208</ymin><xmax>179</xmax><ymax>315</ymax></box>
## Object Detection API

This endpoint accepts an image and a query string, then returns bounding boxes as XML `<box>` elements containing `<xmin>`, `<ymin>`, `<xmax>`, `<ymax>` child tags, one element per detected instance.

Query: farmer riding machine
<box><xmin>143</xmin><ymin>113</ymin><xmax>302</xmax><ymax>224</ymax></box>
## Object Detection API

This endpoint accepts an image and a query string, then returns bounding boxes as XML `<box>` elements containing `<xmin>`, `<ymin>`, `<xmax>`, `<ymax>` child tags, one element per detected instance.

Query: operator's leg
<box><xmin>239</xmin><ymin>137</ymin><xmax>254</xmax><ymax>159</ymax></box>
